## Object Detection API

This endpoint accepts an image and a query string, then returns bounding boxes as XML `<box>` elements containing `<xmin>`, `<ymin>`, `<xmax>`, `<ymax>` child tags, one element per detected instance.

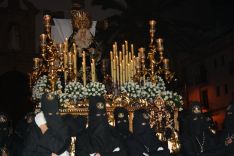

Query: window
<box><xmin>216</xmin><ymin>86</ymin><xmax>220</xmax><ymax>97</ymax></box>
<box><xmin>224</xmin><ymin>84</ymin><xmax>228</xmax><ymax>94</ymax></box>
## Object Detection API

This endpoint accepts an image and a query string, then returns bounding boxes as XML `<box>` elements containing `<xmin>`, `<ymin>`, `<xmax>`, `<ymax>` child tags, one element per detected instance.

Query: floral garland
<box><xmin>120</xmin><ymin>76</ymin><xmax>183</xmax><ymax>110</ymax></box>
<box><xmin>160</xmin><ymin>91</ymin><xmax>183</xmax><ymax>111</ymax></box>
<box><xmin>58</xmin><ymin>82</ymin><xmax>87</xmax><ymax>107</ymax></box>
<box><xmin>141</xmin><ymin>78</ymin><xmax>166</xmax><ymax>100</ymax></box>
<box><xmin>86</xmin><ymin>82</ymin><xmax>107</xmax><ymax>96</ymax></box>
<box><xmin>32</xmin><ymin>75</ymin><xmax>63</xmax><ymax>101</ymax></box>
<box><xmin>121</xmin><ymin>82</ymin><xmax>141</xmax><ymax>98</ymax></box>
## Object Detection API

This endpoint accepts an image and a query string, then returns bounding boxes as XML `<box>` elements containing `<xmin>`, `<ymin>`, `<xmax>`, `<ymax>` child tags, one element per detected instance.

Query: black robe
<box><xmin>23</xmin><ymin>94</ymin><xmax>71</xmax><ymax>156</ymax></box>
<box><xmin>127</xmin><ymin>109</ymin><xmax>170</xmax><ymax>156</ymax></box>
<box><xmin>180</xmin><ymin>115</ymin><xmax>224</xmax><ymax>156</ymax></box>
<box><xmin>180</xmin><ymin>132</ymin><xmax>225</xmax><ymax>156</ymax></box>
<box><xmin>75</xmin><ymin>128</ymin><xmax>127</xmax><ymax>156</ymax></box>
<box><xmin>75</xmin><ymin>96</ymin><xmax>127</xmax><ymax>156</ymax></box>
<box><xmin>23</xmin><ymin>121</ymin><xmax>70</xmax><ymax>156</ymax></box>
<box><xmin>219</xmin><ymin>104</ymin><xmax>234</xmax><ymax>156</ymax></box>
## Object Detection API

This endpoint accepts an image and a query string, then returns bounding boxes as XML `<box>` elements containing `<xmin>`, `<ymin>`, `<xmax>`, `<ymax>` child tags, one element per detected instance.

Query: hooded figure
<box><xmin>221</xmin><ymin>101</ymin><xmax>234</xmax><ymax>156</ymax></box>
<box><xmin>113</xmin><ymin>107</ymin><xmax>131</xmax><ymax>141</ymax></box>
<box><xmin>181</xmin><ymin>102</ymin><xmax>224</xmax><ymax>156</ymax></box>
<box><xmin>127</xmin><ymin>109</ymin><xmax>170</xmax><ymax>156</ymax></box>
<box><xmin>0</xmin><ymin>113</ymin><xmax>11</xmax><ymax>155</ymax></box>
<box><xmin>11</xmin><ymin>112</ymin><xmax>35</xmax><ymax>156</ymax></box>
<box><xmin>0</xmin><ymin>113</ymin><xmax>9</xmax><ymax>148</ymax></box>
<box><xmin>23</xmin><ymin>93</ymin><xmax>71</xmax><ymax>156</ymax></box>
<box><xmin>75</xmin><ymin>96</ymin><xmax>127</xmax><ymax>156</ymax></box>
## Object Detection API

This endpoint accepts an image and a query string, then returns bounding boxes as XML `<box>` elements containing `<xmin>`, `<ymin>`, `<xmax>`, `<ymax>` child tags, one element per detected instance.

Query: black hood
<box><xmin>188</xmin><ymin>101</ymin><xmax>202</xmax><ymax>117</ymax></box>
<box><xmin>224</xmin><ymin>101</ymin><xmax>234</xmax><ymax>131</ymax></box>
<box><xmin>40</xmin><ymin>93</ymin><xmax>64</xmax><ymax>132</ymax></box>
<box><xmin>114</xmin><ymin>107</ymin><xmax>129</xmax><ymax>132</ymax></box>
<box><xmin>0</xmin><ymin>113</ymin><xmax>9</xmax><ymax>147</ymax></box>
<box><xmin>88</xmin><ymin>96</ymin><xmax>112</xmax><ymax>152</ymax></box>
<box><xmin>187</xmin><ymin>102</ymin><xmax>205</xmax><ymax>137</ymax></box>
<box><xmin>133</xmin><ymin>109</ymin><xmax>157</xmax><ymax>148</ymax></box>
<box><xmin>133</xmin><ymin>109</ymin><xmax>151</xmax><ymax>135</ymax></box>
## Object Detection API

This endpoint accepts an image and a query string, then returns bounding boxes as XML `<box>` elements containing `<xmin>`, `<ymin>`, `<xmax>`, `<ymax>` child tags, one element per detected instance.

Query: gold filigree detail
<box><xmin>71</xmin><ymin>9</ymin><xmax>91</xmax><ymax>30</ymax></box>
<box><xmin>118</xmin><ymin>113</ymin><xmax>124</xmax><ymax>118</ymax></box>
<box><xmin>96</xmin><ymin>102</ymin><xmax>105</xmax><ymax>110</ymax></box>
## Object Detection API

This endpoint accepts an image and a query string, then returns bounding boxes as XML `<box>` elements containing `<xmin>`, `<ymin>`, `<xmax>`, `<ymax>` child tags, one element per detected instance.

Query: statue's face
<box><xmin>74</xmin><ymin>29</ymin><xmax>92</xmax><ymax>49</ymax></box>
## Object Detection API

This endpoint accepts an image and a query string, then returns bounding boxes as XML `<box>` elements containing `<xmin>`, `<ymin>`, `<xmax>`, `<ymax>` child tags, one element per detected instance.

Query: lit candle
<box><xmin>156</xmin><ymin>38</ymin><xmax>163</xmax><ymax>47</ymax></box>
<box><xmin>91</xmin><ymin>62</ymin><xmax>93</xmax><ymax>82</ymax></box>
<box><xmin>125</xmin><ymin>55</ymin><xmax>128</xmax><ymax>82</ymax></box>
<box><xmin>58</xmin><ymin>43</ymin><xmax>63</xmax><ymax>53</ymax></box>
<box><xmin>113</xmin><ymin>58</ymin><xmax>116</xmax><ymax>84</ymax></box>
<box><xmin>128</xmin><ymin>63</ymin><xmax>130</xmax><ymax>81</ymax></box>
<box><xmin>122</xmin><ymin>59</ymin><xmax>125</xmax><ymax>84</ymax></box>
<box><xmin>116</xmin><ymin>56</ymin><xmax>119</xmax><ymax>87</ymax></box>
<box><xmin>110</xmin><ymin>51</ymin><xmax>113</xmax><ymax>81</ymax></box>
<box><xmin>93</xmin><ymin>59</ymin><xmax>96</xmax><ymax>82</ymax></box>
<box><xmin>82</xmin><ymin>52</ymin><xmax>86</xmax><ymax>86</ymax></box>
<box><xmin>130</xmin><ymin>60</ymin><xmax>133</xmax><ymax>80</ymax></box>
<box><xmin>119</xmin><ymin>51</ymin><xmax>122</xmax><ymax>63</ymax></box>
<box><xmin>64</xmin><ymin>71</ymin><xmax>67</xmax><ymax>84</ymax></box>
<box><xmin>122</xmin><ymin>44</ymin><xmax>125</xmax><ymax>57</ymax></box>
<box><xmin>40</xmin><ymin>34</ymin><xmax>47</xmax><ymax>45</ymax></box>
<box><xmin>125</xmin><ymin>40</ymin><xmax>128</xmax><ymax>53</ymax></box>
<box><xmin>68</xmin><ymin>52</ymin><xmax>72</xmax><ymax>65</ymax></box>
<box><xmin>133</xmin><ymin>56</ymin><xmax>136</xmax><ymax>75</ymax></box>
<box><xmin>120</xmin><ymin>63</ymin><xmax>122</xmax><ymax>86</ymax></box>
<box><xmin>131</xmin><ymin>44</ymin><xmax>134</xmax><ymax>59</ymax></box>
<box><xmin>129</xmin><ymin>52</ymin><xmax>131</xmax><ymax>62</ymax></box>
<box><xmin>115</xmin><ymin>42</ymin><xmax>118</xmax><ymax>54</ymax></box>
<box><xmin>73</xmin><ymin>43</ymin><xmax>77</xmax><ymax>81</ymax></box>
<box><xmin>33</xmin><ymin>58</ymin><xmax>40</xmax><ymax>69</ymax></box>
<box><xmin>64</xmin><ymin>38</ymin><xmax>68</xmax><ymax>52</ymax></box>
<box><xmin>113</xmin><ymin>44</ymin><xmax>116</xmax><ymax>57</ymax></box>
<box><xmin>163</xmin><ymin>58</ymin><xmax>170</xmax><ymax>70</ymax></box>
<box><xmin>136</xmin><ymin>57</ymin><xmax>140</xmax><ymax>68</ymax></box>
<box><xmin>63</xmin><ymin>51</ymin><xmax>67</xmax><ymax>69</ymax></box>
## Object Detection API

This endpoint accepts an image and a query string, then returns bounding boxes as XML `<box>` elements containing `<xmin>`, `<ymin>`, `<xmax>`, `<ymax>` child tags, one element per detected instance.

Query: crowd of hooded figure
<box><xmin>0</xmin><ymin>93</ymin><xmax>234</xmax><ymax>156</ymax></box>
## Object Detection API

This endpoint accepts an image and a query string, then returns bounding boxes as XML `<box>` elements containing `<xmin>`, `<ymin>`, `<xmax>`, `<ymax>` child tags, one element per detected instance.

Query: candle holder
<box><xmin>147</xmin><ymin>21</ymin><xmax>174</xmax><ymax>83</ymax></box>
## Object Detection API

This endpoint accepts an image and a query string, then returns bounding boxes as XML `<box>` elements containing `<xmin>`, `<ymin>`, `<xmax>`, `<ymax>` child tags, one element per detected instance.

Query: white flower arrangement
<box><xmin>58</xmin><ymin>82</ymin><xmax>88</xmax><ymax>108</ymax></box>
<box><xmin>156</xmin><ymin>76</ymin><xmax>166</xmax><ymax>91</ymax></box>
<box><xmin>160</xmin><ymin>91</ymin><xmax>183</xmax><ymax>111</ymax></box>
<box><xmin>32</xmin><ymin>75</ymin><xmax>63</xmax><ymax>101</ymax></box>
<box><xmin>64</xmin><ymin>81</ymin><xmax>87</xmax><ymax>100</ymax></box>
<box><xmin>121</xmin><ymin>76</ymin><xmax>166</xmax><ymax>100</ymax></box>
<box><xmin>141</xmin><ymin>78</ymin><xmax>166</xmax><ymax>100</ymax></box>
<box><xmin>86</xmin><ymin>82</ymin><xmax>107</xmax><ymax>96</ymax></box>
<box><xmin>121</xmin><ymin>82</ymin><xmax>142</xmax><ymax>98</ymax></box>
<box><xmin>59</xmin><ymin>93</ymin><xmax>70</xmax><ymax>108</ymax></box>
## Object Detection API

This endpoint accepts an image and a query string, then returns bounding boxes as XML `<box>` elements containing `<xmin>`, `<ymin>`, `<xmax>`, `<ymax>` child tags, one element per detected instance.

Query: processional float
<box><xmin>28</xmin><ymin>5</ymin><xmax>183</xmax><ymax>155</ymax></box>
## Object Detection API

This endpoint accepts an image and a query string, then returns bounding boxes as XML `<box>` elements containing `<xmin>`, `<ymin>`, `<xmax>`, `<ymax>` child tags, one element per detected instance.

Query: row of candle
<box><xmin>110</xmin><ymin>41</ymin><xmax>141</xmax><ymax>87</ymax></box>
<box><xmin>59</xmin><ymin>38</ymin><xmax>77</xmax><ymax>83</ymax></box>
<box><xmin>61</xmin><ymin>39</ymin><xmax>96</xmax><ymax>86</ymax></box>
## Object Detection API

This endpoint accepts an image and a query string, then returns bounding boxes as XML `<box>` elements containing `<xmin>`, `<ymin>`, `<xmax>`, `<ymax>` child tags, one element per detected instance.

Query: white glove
<box><xmin>89</xmin><ymin>153</ymin><xmax>96</xmax><ymax>156</ymax></box>
<box><xmin>35</xmin><ymin>111</ymin><xmax>47</xmax><ymax>127</ymax></box>
<box><xmin>59</xmin><ymin>151</ymin><xmax>70</xmax><ymax>156</ymax></box>
<box><xmin>157</xmin><ymin>147</ymin><xmax>164</xmax><ymax>151</ymax></box>
<box><xmin>143</xmin><ymin>152</ymin><xmax>149</xmax><ymax>156</ymax></box>
<box><xmin>113</xmin><ymin>147</ymin><xmax>120</xmax><ymax>152</ymax></box>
